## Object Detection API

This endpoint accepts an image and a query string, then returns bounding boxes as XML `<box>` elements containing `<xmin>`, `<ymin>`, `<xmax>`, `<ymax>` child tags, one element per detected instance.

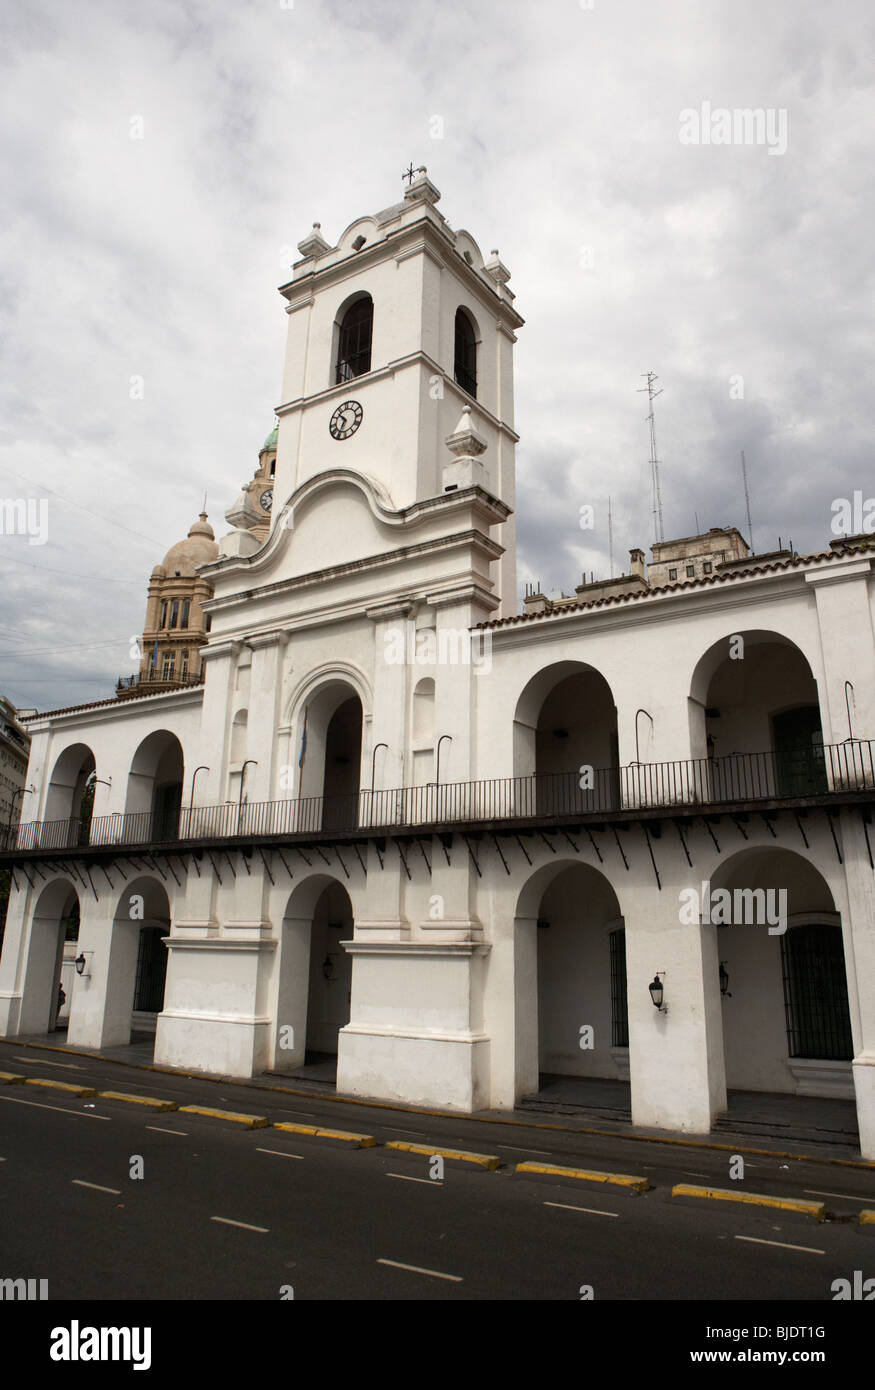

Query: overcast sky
<box><xmin>1</xmin><ymin>0</ymin><xmax>873</xmax><ymax>711</ymax></box>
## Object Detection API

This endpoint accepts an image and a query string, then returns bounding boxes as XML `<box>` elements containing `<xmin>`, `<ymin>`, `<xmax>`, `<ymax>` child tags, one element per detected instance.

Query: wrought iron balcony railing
<box><xmin>116</xmin><ymin>670</ymin><xmax>204</xmax><ymax>693</ymax></box>
<box><xmin>3</xmin><ymin>742</ymin><xmax>874</xmax><ymax>854</ymax></box>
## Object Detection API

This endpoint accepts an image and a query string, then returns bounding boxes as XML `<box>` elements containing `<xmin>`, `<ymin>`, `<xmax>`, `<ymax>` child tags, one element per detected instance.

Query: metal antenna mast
<box><xmin>740</xmin><ymin>450</ymin><xmax>754</xmax><ymax>554</ymax></box>
<box><xmin>638</xmin><ymin>372</ymin><xmax>664</xmax><ymax>543</ymax></box>
<box><xmin>608</xmin><ymin>495</ymin><xmax>614</xmax><ymax>578</ymax></box>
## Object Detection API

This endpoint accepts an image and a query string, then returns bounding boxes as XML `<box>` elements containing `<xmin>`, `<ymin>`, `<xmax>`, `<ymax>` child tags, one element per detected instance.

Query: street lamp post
<box><xmin>238</xmin><ymin>760</ymin><xmax>257</xmax><ymax>835</ymax></box>
<box><xmin>187</xmin><ymin>765</ymin><xmax>210</xmax><ymax>838</ymax></box>
<box><xmin>5</xmin><ymin>784</ymin><xmax>34</xmax><ymax>849</ymax></box>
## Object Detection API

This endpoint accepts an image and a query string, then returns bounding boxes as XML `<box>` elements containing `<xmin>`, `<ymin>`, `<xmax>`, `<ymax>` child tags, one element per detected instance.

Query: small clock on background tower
<box><xmin>329</xmin><ymin>400</ymin><xmax>363</xmax><ymax>440</ymax></box>
<box><xmin>259</xmin><ymin>488</ymin><xmax>273</xmax><ymax>512</ymax></box>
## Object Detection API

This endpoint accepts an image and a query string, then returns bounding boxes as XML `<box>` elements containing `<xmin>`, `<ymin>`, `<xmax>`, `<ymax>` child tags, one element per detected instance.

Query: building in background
<box><xmin>116</xmin><ymin>514</ymin><xmax>219</xmax><ymax>698</ymax></box>
<box><xmin>0</xmin><ymin>696</ymin><xmax>33</xmax><ymax>834</ymax></box>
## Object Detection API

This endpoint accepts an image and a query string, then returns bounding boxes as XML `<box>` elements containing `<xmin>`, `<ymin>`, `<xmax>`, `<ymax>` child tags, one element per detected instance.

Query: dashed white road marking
<box><xmin>497</xmin><ymin>1144</ymin><xmax>552</xmax><ymax>1156</ymax></box>
<box><xmin>543</xmin><ymin>1201</ymin><xmax>619</xmax><ymax>1218</ymax></box>
<box><xmin>804</xmin><ymin>1188</ymin><xmax>873</xmax><ymax>1204</ymax></box>
<box><xmin>256</xmin><ymin>1147</ymin><xmax>305</xmax><ymax>1160</ymax></box>
<box><xmin>387</xmin><ymin>1128</ymin><xmax>426</xmax><ymax>1137</ymax></box>
<box><xmin>211</xmin><ymin>1216</ymin><xmax>269</xmax><ymax>1233</ymax></box>
<box><xmin>735</xmin><ymin>1235</ymin><xmax>824</xmax><ymax>1255</ymax></box>
<box><xmin>145</xmin><ymin>1126</ymin><xmax>189</xmax><ymax>1136</ymax></box>
<box><xmin>13</xmin><ymin>1056</ymin><xmax>83</xmax><ymax>1070</ymax></box>
<box><xmin>377</xmin><ymin>1258</ymin><xmax>462</xmax><ymax>1282</ymax></box>
<box><xmin>0</xmin><ymin>1094</ymin><xmax>109</xmax><ymax>1120</ymax></box>
<box><xmin>386</xmin><ymin>1172</ymin><xmax>443</xmax><ymax>1186</ymax></box>
<box><xmin>72</xmin><ymin>1180</ymin><xmax>122</xmax><ymax>1195</ymax></box>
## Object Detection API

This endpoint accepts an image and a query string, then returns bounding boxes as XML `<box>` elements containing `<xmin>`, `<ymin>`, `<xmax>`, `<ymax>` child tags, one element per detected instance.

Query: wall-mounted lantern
<box><xmin>648</xmin><ymin>972</ymin><xmax>667</xmax><ymax>1012</ymax></box>
<box><xmin>322</xmin><ymin>954</ymin><xmax>335</xmax><ymax>981</ymax></box>
<box><xmin>719</xmin><ymin>961</ymin><xmax>732</xmax><ymax>997</ymax></box>
<box><xmin>74</xmin><ymin>952</ymin><xmax>93</xmax><ymax>978</ymax></box>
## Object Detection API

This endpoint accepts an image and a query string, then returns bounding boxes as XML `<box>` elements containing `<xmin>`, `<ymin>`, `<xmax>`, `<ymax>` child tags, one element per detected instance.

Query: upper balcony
<box><xmin>3</xmin><ymin>741</ymin><xmax>873</xmax><ymax>858</ymax></box>
<box><xmin>115</xmin><ymin>670</ymin><xmax>204</xmax><ymax>700</ymax></box>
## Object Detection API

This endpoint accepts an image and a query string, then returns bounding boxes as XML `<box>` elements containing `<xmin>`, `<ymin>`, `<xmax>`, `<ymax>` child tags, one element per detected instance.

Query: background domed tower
<box><xmin>117</xmin><ymin>512</ymin><xmax>219</xmax><ymax>697</ymax></box>
<box><xmin>223</xmin><ymin>422</ymin><xmax>278</xmax><ymax>547</ymax></box>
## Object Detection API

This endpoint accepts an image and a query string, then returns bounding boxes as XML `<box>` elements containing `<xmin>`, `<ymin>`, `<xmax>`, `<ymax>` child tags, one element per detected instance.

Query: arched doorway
<box><xmin>43</xmin><ymin>744</ymin><xmax>96</xmax><ymax>847</ymax></box>
<box><xmin>689</xmin><ymin>632</ymin><xmax>826</xmax><ymax>799</ymax></box>
<box><xmin>514</xmin><ymin>662</ymin><xmax>619</xmax><ymax>814</ymax></box>
<box><xmin>124</xmin><ymin>731</ymin><xmax>185</xmax><ymax>841</ymax></box>
<box><xmin>17</xmin><ymin>878</ymin><xmax>80</xmax><ymax>1035</ymax></box>
<box><xmin>513</xmin><ymin>860</ymin><xmax>628</xmax><ymax>1107</ymax></box>
<box><xmin>711</xmin><ymin>848</ymin><xmax>855</xmax><ymax>1102</ymax></box>
<box><xmin>294</xmin><ymin>680</ymin><xmax>364</xmax><ymax>832</ymax></box>
<box><xmin>273</xmin><ymin>876</ymin><xmax>353</xmax><ymax>1079</ymax></box>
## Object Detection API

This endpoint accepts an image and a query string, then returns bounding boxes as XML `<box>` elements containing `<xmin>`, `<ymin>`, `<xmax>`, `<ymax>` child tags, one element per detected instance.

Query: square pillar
<box><xmin>625</xmin><ymin>881</ymin><xmax>727</xmax><ymax>1133</ymax></box>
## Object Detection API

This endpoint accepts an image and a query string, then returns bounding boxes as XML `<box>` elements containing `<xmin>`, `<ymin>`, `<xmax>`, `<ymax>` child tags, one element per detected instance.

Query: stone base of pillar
<box><xmin>337</xmin><ymin>1024</ymin><xmax>489</xmax><ymax>1111</ymax></box>
<box><xmin>0</xmin><ymin>992</ymin><xmax>22</xmax><ymax>1036</ymax></box>
<box><xmin>154</xmin><ymin>1010</ymin><xmax>271</xmax><ymax>1078</ymax></box>
<box><xmin>852</xmin><ymin>1053</ymin><xmax>875</xmax><ymax>1159</ymax></box>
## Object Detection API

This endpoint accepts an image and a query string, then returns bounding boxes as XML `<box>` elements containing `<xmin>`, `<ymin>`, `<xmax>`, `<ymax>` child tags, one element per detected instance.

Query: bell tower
<box><xmin>272</xmin><ymin>168</ymin><xmax>524</xmax><ymax>615</ymax></box>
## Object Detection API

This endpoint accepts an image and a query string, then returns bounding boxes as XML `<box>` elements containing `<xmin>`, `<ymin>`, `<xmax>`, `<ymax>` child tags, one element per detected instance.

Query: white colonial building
<box><xmin>2</xmin><ymin>170</ymin><xmax>875</xmax><ymax>1157</ymax></box>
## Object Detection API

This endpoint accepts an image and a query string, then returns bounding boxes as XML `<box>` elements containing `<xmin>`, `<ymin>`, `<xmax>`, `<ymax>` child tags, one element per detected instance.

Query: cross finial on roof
<box><xmin>403</xmin><ymin>163</ymin><xmax>416</xmax><ymax>185</ymax></box>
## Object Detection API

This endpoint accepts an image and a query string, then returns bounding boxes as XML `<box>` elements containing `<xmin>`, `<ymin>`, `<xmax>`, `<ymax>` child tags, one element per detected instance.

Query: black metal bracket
<box><xmin>674</xmin><ymin>820</ymin><xmax>692</xmax><ymax>868</ymax></box>
<box><xmin>492</xmin><ymin>834</ymin><xmax>510</xmax><ymax>875</ymax></box>
<box><xmin>259</xmin><ymin>848</ymin><xmax>275</xmax><ymax>886</ymax></box>
<box><xmin>642</xmin><ymin>824</ymin><xmax>661</xmax><ymax>889</ymax></box>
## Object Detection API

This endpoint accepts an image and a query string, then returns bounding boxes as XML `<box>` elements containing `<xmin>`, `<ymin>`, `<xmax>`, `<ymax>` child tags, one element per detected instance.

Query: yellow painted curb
<box><xmin>179</xmin><ymin>1105</ymin><xmax>269</xmax><ymax>1129</ymax></box>
<box><xmin>671</xmin><ymin>1183</ymin><xmax>826</xmax><ymax>1220</ymax></box>
<box><xmin>385</xmin><ymin>1141</ymin><xmax>500</xmax><ymax>1170</ymax></box>
<box><xmin>98</xmin><ymin>1091</ymin><xmax>178</xmax><ymax>1112</ymax></box>
<box><xmin>24</xmin><ymin>1078</ymin><xmax>97</xmax><ymax>1098</ymax></box>
<box><xmin>0</xmin><ymin>1072</ymin><xmax>26</xmax><ymax>1085</ymax></box>
<box><xmin>15</xmin><ymin>1042</ymin><xmax>875</xmax><ymax>1172</ymax></box>
<box><xmin>861</xmin><ymin>1210</ymin><xmax>875</xmax><ymax>1225</ymax></box>
<box><xmin>516</xmin><ymin>1161</ymin><xmax>650</xmax><ymax>1192</ymax></box>
<box><xmin>274</xmin><ymin>1122</ymin><xmax>376</xmax><ymax>1147</ymax></box>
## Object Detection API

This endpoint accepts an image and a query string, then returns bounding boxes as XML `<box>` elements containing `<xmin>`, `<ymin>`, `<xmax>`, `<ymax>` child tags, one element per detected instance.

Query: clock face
<box><xmin>329</xmin><ymin>400</ymin><xmax>363</xmax><ymax>440</ymax></box>
<box><xmin>259</xmin><ymin>488</ymin><xmax>273</xmax><ymax>512</ymax></box>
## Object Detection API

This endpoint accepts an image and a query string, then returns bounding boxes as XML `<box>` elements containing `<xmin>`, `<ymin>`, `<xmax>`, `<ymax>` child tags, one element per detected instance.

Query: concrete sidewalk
<box><xmin>9</xmin><ymin>1027</ymin><xmax>864</xmax><ymax>1164</ymax></box>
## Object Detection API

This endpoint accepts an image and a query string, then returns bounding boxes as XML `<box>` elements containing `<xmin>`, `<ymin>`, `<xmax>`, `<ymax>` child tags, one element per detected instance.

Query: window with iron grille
<box><xmin>610</xmin><ymin>927</ymin><xmax>629</xmax><ymax>1047</ymax></box>
<box><xmin>454</xmin><ymin>308</ymin><xmax>477</xmax><ymax>397</ymax></box>
<box><xmin>133</xmin><ymin>927</ymin><xmax>168</xmax><ymax>1013</ymax></box>
<box><xmin>335</xmin><ymin>297</ymin><xmax>373</xmax><ymax>383</ymax></box>
<box><xmin>161</xmin><ymin>651</ymin><xmax>175</xmax><ymax>680</ymax></box>
<box><xmin>780</xmin><ymin>923</ymin><xmax>853</xmax><ymax>1060</ymax></box>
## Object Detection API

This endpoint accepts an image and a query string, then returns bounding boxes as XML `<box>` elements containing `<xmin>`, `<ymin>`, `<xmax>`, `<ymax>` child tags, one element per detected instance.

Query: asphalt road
<box><xmin>1</xmin><ymin>1038</ymin><xmax>873</xmax><ymax>1310</ymax></box>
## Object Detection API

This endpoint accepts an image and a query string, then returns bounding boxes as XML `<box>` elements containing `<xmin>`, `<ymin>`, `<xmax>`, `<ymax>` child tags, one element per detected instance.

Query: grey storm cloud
<box><xmin>0</xmin><ymin>0</ymin><xmax>873</xmax><ymax>708</ymax></box>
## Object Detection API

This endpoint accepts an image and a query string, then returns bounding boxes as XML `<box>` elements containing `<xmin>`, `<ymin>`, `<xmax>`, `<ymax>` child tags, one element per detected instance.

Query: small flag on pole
<box><xmin>298</xmin><ymin>706</ymin><xmax>308</xmax><ymax>769</ymax></box>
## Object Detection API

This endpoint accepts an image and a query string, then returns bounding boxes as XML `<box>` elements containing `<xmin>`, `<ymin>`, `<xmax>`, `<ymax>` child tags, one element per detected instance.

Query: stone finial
<box><xmin>484</xmin><ymin>249</ymin><xmax>511</xmax><ymax>285</ymax></box>
<box><xmin>442</xmin><ymin>405</ymin><xmax>489</xmax><ymax>495</ymax></box>
<box><xmin>297</xmin><ymin>222</ymin><xmax>332</xmax><ymax>259</ymax></box>
<box><xmin>445</xmin><ymin>405</ymin><xmax>487</xmax><ymax>459</ymax></box>
<box><xmin>224</xmin><ymin>484</ymin><xmax>263</xmax><ymax>531</ymax></box>
<box><xmin>403</xmin><ymin>166</ymin><xmax>441</xmax><ymax>206</ymax></box>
